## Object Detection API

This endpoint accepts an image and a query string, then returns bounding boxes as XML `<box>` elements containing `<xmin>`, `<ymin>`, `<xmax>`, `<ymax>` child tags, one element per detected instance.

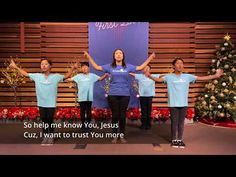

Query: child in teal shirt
<box><xmin>130</xmin><ymin>65</ymin><xmax>160</xmax><ymax>130</ymax></box>
<box><xmin>10</xmin><ymin>58</ymin><xmax>77</xmax><ymax>146</ymax></box>
<box><xmin>66</xmin><ymin>62</ymin><xmax>108</xmax><ymax>130</ymax></box>
<box><xmin>148</xmin><ymin>57</ymin><xmax>223</xmax><ymax>148</ymax></box>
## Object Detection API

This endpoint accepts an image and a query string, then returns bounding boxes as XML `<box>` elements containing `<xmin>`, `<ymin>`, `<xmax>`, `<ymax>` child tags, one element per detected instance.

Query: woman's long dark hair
<box><xmin>111</xmin><ymin>49</ymin><xmax>127</xmax><ymax>68</ymax></box>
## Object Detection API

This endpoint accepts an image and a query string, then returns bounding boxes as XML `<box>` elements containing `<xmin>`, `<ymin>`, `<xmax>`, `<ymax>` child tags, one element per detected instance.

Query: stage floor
<box><xmin>0</xmin><ymin>121</ymin><xmax>236</xmax><ymax>155</ymax></box>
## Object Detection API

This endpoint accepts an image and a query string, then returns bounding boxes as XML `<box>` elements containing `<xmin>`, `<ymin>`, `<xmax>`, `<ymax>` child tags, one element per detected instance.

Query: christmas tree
<box><xmin>195</xmin><ymin>34</ymin><xmax>236</xmax><ymax>122</ymax></box>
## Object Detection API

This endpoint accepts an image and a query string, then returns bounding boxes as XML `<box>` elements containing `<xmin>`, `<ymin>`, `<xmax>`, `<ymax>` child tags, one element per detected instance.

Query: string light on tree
<box><xmin>221</xmin><ymin>47</ymin><xmax>226</xmax><ymax>51</ymax></box>
<box><xmin>224</xmin><ymin>64</ymin><xmax>229</xmax><ymax>69</ymax></box>
<box><xmin>219</xmin><ymin>113</ymin><xmax>225</xmax><ymax>118</ymax></box>
<box><xmin>219</xmin><ymin>93</ymin><xmax>225</xmax><ymax>97</ymax></box>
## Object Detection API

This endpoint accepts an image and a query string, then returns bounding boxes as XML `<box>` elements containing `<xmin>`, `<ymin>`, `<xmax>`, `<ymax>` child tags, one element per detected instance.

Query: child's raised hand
<box><xmin>9</xmin><ymin>59</ymin><xmax>18</xmax><ymax>69</ymax></box>
<box><xmin>146</xmin><ymin>70</ymin><xmax>151</xmax><ymax>77</ymax></box>
<box><xmin>72</xmin><ymin>62</ymin><xmax>79</xmax><ymax>69</ymax></box>
<box><xmin>83</xmin><ymin>51</ymin><xmax>90</xmax><ymax>58</ymax></box>
<box><xmin>150</xmin><ymin>52</ymin><xmax>156</xmax><ymax>60</ymax></box>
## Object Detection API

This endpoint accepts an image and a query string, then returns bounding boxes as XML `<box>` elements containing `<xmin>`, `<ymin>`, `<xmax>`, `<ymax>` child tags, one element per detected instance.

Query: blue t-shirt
<box><xmin>163</xmin><ymin>73</ymin><xmax>197</xmax><ymax>107</ymax></box>
<box><xmin>72</xmin><ymin>73</ymin><xmax>100</xmax><ymax>102</ymax></box>
<box><xmin>101</xmin><ymin>64</ymin><xmax>136</xmax><ymax>96</ymax></box>
<box><xmin>28</xmin><ymin>73</ymin><xmax>64</xmax><ymax>108</ymax></box>
<box><xmin>135</xmin><ymin>74</ymin><xmax>160</xmax><ymax>97</ymax></box>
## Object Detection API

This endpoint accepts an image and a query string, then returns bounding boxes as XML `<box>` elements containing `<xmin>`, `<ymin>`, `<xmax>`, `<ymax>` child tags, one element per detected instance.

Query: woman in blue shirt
<box><xmin>148</xmin><ymin>57</ymin><xmax>223</xmax><ymax>148</ymax></box>
<box><xmin>10</xmin><ymin>58</ymin><xmax>77</xmax><ymax>146</ymax></box>
<box><xmin>84</xmin><ymin>49</ymin><xmax>155</xmax><ymax>143</ymax></box>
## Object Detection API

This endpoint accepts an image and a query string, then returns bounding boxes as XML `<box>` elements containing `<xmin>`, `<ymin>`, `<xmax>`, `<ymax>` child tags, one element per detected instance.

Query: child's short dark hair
<box><xmin>81</xmin><ymin>62</ymin><xmax>89</xmax><ymax>67</ymax></box>
<box><xmin>172</xmin><ymin>57</ymin><xmax>184</xmax><ymax>66</ymax></box>
<box><xmin>40</xmin><ymin>57</ymin><xmax>52</xmax><ymax>65</ymax></box>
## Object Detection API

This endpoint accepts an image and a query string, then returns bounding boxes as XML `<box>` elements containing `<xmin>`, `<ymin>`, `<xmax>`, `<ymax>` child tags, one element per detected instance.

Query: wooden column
<box><xmin>20</xmin><ymin>22</ymin><xmax>25</xmax><ymax>53</ymax></box>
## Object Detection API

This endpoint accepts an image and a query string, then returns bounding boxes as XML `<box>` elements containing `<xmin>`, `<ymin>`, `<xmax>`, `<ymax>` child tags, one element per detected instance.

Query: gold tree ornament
<box><xmin>224</xmin><ymin>33</ymin><xmax>231</xmax><ymax>41</ymax></box>
<box><xmin>233</xmin><ymin>82</ymin><xmax>236</xmax><ymax>87</ymax></box>
<box><xmin>219</xmin><ymin>112</ymin><xmax>225</xmax><ymax>118</ymax></box>
<box><xmin>223</xmin><ymin>89</ymin><xmax>229</xmax><ymax>94</ymax></box>
<box><xmin>225</xmin><ymin>103</ymin><xmax>231</xmax><ymax>108</ymax></box>
<box><xmin>0</xmin><ymin>56</ymin><xmax>26</xmax><ymax>106</ymax></box>
<box><xmin>213</xmin><ymin>79</ymin><xmax>218</xmax><ymax>85</ymax></box>
<box><xmin>210</xmin><ymin>96</ymin><xmax>216</xmax><ymax>100</ymax></box>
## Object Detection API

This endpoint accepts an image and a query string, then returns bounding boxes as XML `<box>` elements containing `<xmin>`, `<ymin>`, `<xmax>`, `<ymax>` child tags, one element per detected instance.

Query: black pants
<box><xmin>140</xmin><ymin>97</ymin><xmax>153</xmax><ymax>128</ymax></box>
<box><xmin>108</xmin><ymin>96</ymin><xmax>130</xmax><ymax>134</ymax></box>
<box><xmin>170</xmin><ymin>107</ymin><xmax>187</xmax><ymax>141</ymax></box>
<box><xmin>39</xmin><ymin>107</ymin><xmax>56</xmax><ymax>134</ymax></box>
<box><xmin>79</xmin><ymin>101</ymin><xmax>92</xmax><ymax>128</ymax></box>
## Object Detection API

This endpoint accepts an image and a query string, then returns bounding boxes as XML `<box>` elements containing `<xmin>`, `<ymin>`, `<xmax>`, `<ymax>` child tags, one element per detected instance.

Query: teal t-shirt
<box><xmin>29</xmin><ymin>73</ymin><xmax>64</xmax><ymax>108</ymax></box>
<box><xmin>72</xmin><ymin>73</ymin><xmax>100</xmax><ymax>102</ymax></box>
<box><xmin>135</xmin><ymin>74</ymin><xmax>160</xmax><ymax>97</ymax></box>
<box><xmin>163</xmin><ymin>73</ymin><xmax>197</xmax><ymax>107</ymax></box>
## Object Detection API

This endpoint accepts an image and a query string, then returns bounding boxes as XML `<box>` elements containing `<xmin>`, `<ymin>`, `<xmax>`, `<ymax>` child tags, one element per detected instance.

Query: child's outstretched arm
<box><xmin>146</xmin><ymin>70</ymin><xmax>165</xmax><ymax>82</ymax></box>
<box><xmin>196</xmin><ymin>69</ymin><xmax>223</xmax><ymax>81</ymax></box>
<box><xmin>98</xmin><ymin>73</ymin><xmax>109</xmax><ymax>81</ymax></box>
<box><xmin>129</xmin><ymin>73</ymin><xmax>135</xmax><ymax>77</ymax></box>
<box><xmin>136</xmin><ymin>52</ymin><xmax>155</xmax><ymax>71</ymax></box>
<box><xmin>64</xmin><ymin>62</ymin><xmax>79</xmax><ymax>80</ymax></box>
<box><xmin>84</xmin><ymin>51</ymin><xmax>103</xmax><ymax>71</ymax></box>
<box><xmin>9</xmin><ymin>59</ymin><xmax>29</xmax><ymax>77</ymax></box>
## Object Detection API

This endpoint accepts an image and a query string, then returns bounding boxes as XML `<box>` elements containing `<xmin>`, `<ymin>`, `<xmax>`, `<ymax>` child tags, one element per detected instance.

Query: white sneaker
<box><xmin>47</xmin><ymin>138</ymin><xmax>54</xmax><ymax>146</ymax></box>
<box><xmin>111</xmin><ymin>138</ymin><xmax>118</xmax><ymax>144</ymax></box>
<box><xmin>41</xmin><ymin>138</ymin><xmax>48</xmax><ymax>146</ymax></box>
<box><xmin>120</xmin><ymin>138</ymin><xmax>127</xmax><ymax>144</ymax></box>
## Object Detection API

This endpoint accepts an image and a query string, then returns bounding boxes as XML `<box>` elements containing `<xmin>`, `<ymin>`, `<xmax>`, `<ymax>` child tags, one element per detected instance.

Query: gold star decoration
<box><xmin>224</xmin><ymin>33</ymin><xmax>231</xmax><ymax>41</ymax></box>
